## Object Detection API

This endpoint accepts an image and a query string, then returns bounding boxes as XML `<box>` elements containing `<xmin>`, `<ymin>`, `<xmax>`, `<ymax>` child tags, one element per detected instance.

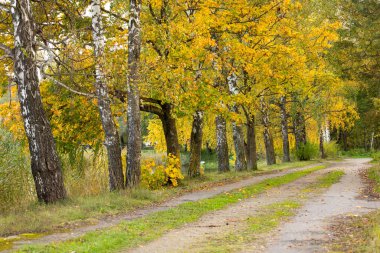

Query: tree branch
<box><xmin>43</xmin><ymin>75</ymin><xmax>96</xmax><ymax>98</ymax></box>
<box><xmin>140</xmin><ymin>96</ymin><xmax>163</xmax><ymax>105</ymax></box>
<box><xmin>100</xmin><ymin>7</ymin><xmax>128</xmax><ymax>23</ymax></box>
<box><xmin>0</xmin><ymin>2</ymin><xmax>11</xmax><ymax>13</ymax></box>
<box><xmin>140</xmin><ymin>103</ymin><xmax>164</xmax><ymax>117</ymax></box>
<box><xmin>0</xmin><ymin>43</ymin><xmax>13</xmax><ymax>59</ymax></box>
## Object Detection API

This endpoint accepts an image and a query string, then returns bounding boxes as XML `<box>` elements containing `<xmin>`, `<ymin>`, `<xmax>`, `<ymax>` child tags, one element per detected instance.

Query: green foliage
<box><xmin>329</xmin><ymin>0</ymin><xmax>380</xmax><ymax>150</ymax></box>
<box><xmin>341</xmin><ymin>149</ymin><xmax>380</xmax><ymax>160</ymax></box>
<box><xmin>295</xmin><ymin>142</ymin><xmax>319</xmax><ymax>161</ymax></box>
<box><xmin>371</xmin><ymin>152</ymin><xmax>380</xmax><ymax>163</ymax></box>
<box><xmin>0</xmin><ymin>128</ymin><xmax>34</xmax><ymax>212</ymax></box>
<box><xmin>18</xmin><ymin>165</ymin><xmax>326</xmax><ymax>253</ymax></box>
<box><xmin>323</xmin><ymin>141</ymin><xmax>340</xmax><ymax>159</ymax></box>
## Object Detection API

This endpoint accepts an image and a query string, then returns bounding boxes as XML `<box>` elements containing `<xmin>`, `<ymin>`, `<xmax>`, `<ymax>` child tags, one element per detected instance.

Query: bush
<box><xmin>0</xmin><ymin>127</ymin><xmax>35</xmax><ymax>212</ymax></box>
<box><xmin>141</xmin><ymin>159</ymin><xmax>167</xmax><ymax>190</ymax></box>
<box><xmin>324</xmin><ymin>141</ymin><xmax>340</xmax><ymax>158</ymax></box>
<box><xmin>295</xmin><ymin>142</ymin><xmax>318</xmax><ymax>161</ymax></box>
<box><xmin>141</xmin><ymin>154</ymin><xmax>184</xmax><ymax>189</ymax></box>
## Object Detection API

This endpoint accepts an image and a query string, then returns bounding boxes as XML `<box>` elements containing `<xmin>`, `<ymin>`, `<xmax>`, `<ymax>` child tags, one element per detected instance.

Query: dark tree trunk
<box><xmin>293</xmin><ymin>112</ymin><xmax>307</xmax><ymax>150</ymax></box>
<box><xmin>91</xmin><ymin>0</ymin><xmax>124</xmax><ymax>191</ymax></box>
<box><xmin>126</xmin><ymin>0</ymin><xmax>142</xmax><ymax>187</ymax></box>
<box><xmin>228</xmin><ymin>73</ymin><xmax>247</xmax><ymax>171</ymax></box>
<box><xmin>188</xmin><ymin>111</ymin><xmax>204</xmax><ymax>177</ymax></box>
<box><xmin>261</xmin><ymin>99</ymin><xmax>276</xmax><ymax>165</ymax></box>
<box><xmin>342</xmin><ymin>130</ymin><xmax>348</xmax><ymax>151</ymax></box>
<box><xmin>231</xmin><ymin>115</ymin><xmax>247</xmax><ymax>171</ymax></box>
<box><xmin>279</xmin><ymin>96</ymin><xmax>290</xmax><ymax>162</ymax></box>
<box><xmin>320</xmin><ymin>128</ymin><xmax>326</xmax><ymax>159</ymax></box>
<box><xmin>11</xmin><ymin>0</ymin><xmax>66</xmax><ymax>203</ymax></box>
<box><xmin>263</xmin><ymin>128</ymin><xmax>276</xmax><ymax>165</ymax></box>
<box><xmin>246</xmin><ymin>114</ymin><xmax>258</xmax><ymax>170</ymax></box>
<box><xmin>160</xmin><ymin>103</ymin><xmax>180</xmax><ymax>158</ymax></box>
<box><xmin>140</xmin><ymin>100</ymin><xmax>180</xmax><ymax>159</ymax></box>
<box><xmin>206</xmin><ymin>142</ymin><xmax>213</xmax><ymax>154</ymax></box>
<box><xmin>215</xmin><ymin>115</ymin><xmax>230</xmax><ymax>172</ymax></box>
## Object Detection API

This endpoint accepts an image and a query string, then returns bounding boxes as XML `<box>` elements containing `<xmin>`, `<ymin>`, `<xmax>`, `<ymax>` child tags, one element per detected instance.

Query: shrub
<box><xmin>141</xmin><ymin>159</ymin><xmax>167</xmax><ymax>190</ymax></box>
<box><xmin>295</xmin><ymin>142</ymin><xmax>318</xmax><ymax>161</ymax></box>
<box><xmin>141</xmin><ymin>154</ymin><xmax>184</xmax><ymax>189</ymax></box>
<box><xmin>323</xmin><ymin>141</ymin><xmax>340</xmax><ymax>158</ymax></box>
<box><xmin>165</xmin><ymin>154</ymin><xmax>184</xmax><ymax>186</ymax></box>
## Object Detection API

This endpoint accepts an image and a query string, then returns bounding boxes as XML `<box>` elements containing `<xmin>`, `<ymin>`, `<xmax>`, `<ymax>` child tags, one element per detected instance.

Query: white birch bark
<box><xmin>91</xmin><ymin>0</ymin><xmax>124</xmax><ymax>190</ymax></box>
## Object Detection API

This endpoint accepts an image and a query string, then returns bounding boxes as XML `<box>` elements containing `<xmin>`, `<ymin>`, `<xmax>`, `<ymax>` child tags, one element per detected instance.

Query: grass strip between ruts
<box><xmin>18</xmin><ymin>165</ymin><xmax>326</xmax><ymax>253</ymax></box>
<box><xmin>195</xmin><ymin>169</ymin><xmax>346</xmax><ymax>252</ymax></box>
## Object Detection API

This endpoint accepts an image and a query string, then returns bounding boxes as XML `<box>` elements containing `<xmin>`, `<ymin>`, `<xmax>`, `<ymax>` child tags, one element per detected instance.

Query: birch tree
<box><xmin>126</xmin><ymin>0</ymin><xmax>142</xmax><ymax>187</ymax></box>
<box><xmin>90</xmin><ymin>0</ymin><xmax>124</xmax><ymax>190</ymax></box>
<box><xmin>10</xmin><ymin>0</ymin><xmax>66</xmax><ymax>203</ymax></box>
<box><xmin>228</xmin><ymin>72</ymin><xmax>247</xmax><ymax>171</ymax></box>
<box><xmin>279</xmin><ymin>95</ymin><xmax>290</xmax><ymax>162</ymax></box>
<box><xmin>215</xmin><ymin>115</ymin><xmax>230</xmax><ymax>172</ymax></box>
<box><xmin>188</xmin><ymin>111</ymin><xmax>204</xmax><ymax>177</ymax></box>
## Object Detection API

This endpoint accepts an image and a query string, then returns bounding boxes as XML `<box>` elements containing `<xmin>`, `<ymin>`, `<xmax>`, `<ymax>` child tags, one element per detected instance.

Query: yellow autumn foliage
<box><xmin>141</xmin><ymin>154</ymin><xmax>184</xmax><ymax>189</ymax></box>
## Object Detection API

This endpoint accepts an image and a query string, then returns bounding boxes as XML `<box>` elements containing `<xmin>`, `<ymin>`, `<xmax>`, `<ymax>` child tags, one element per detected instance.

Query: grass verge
<box><xmin>0</xmin><ymin>160</ymin><xmax>317</xmax><ymax>237</ymax></box>
<box><xmin>17</xmin><ymin>165</ymin><xmax>326</xmax><ymax>253</ymax></box>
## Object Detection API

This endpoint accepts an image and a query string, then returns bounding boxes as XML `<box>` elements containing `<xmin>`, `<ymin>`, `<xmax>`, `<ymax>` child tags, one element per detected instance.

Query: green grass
<box><xmin>0</xmin><ymin>160</ymin><xmax>318</xmax><ymax>237</ymax></box>
<box><xmin>248</xmin><ymin>201</ymin><xmax>301</xmax><ymax>232</ymax></box>
<box><xmin>17</xmin><ymin>165</ymin><xmax>326</xmax><ymax>253</ymax></box>
<box><xmin>303</xmin><ymin>170</ymin><xmax>345</xmax><ymax>192</ymax></box>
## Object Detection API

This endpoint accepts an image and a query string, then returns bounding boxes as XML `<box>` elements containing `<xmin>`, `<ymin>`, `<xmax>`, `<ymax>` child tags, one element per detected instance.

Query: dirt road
<box><xmin>126</xmin><ymin>158</ymin><xmax>379</xmax><ymax>253</ymax></box>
